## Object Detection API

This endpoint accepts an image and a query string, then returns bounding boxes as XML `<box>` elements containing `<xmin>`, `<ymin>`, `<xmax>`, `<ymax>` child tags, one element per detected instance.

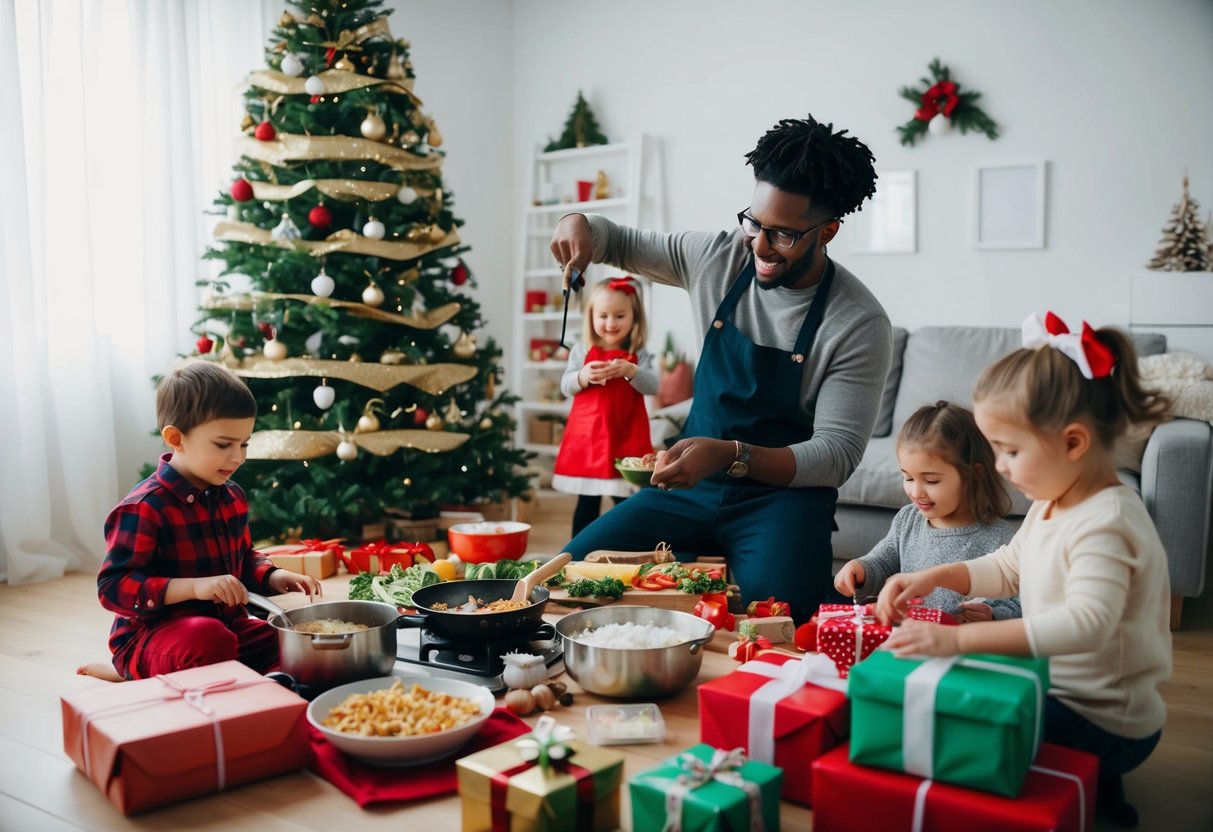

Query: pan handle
<box><xmin>248</xmin><ymin>592</ymin><xmax>287</xmax><ymax>625</ymax></box>
<box><xmin>396</xmin><ymin>610</ymin><xmax>430</xmax><ymax>629</ymax></box>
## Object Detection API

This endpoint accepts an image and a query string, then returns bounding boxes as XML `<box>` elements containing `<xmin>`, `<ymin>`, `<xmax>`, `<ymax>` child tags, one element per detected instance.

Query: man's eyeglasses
<box><xmin>737</xmin><ymin>210</ymin><xmax>831</xmax><ymax>251</ymax></box>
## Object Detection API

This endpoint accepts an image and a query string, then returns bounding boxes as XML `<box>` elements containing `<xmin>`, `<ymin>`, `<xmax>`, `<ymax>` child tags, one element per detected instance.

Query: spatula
<box><xmin>510</xmin><ymin>552</ymin><xmax>572</xmax><ymax>604</ymax></box>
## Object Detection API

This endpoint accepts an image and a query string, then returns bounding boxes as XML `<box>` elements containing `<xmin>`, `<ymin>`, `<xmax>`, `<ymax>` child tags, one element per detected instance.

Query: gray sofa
<box><xmin>833</xmin><ymin>325</ymin><xmax>1213</xmax><ymax>629</ymax></box>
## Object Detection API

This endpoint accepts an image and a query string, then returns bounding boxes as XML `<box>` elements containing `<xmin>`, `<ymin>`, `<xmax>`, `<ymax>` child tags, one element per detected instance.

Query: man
<box><xmin>550</xmin><ymin>115</ymin><xmax>892</xmax><ymax>622</ymax></box>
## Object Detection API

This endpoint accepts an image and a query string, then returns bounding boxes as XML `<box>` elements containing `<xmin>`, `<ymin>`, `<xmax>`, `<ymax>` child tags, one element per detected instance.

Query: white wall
<box><xmin>508</xmin><ymin>0</ymin><xmax>1213</xmax><ymax>362</ymax></box>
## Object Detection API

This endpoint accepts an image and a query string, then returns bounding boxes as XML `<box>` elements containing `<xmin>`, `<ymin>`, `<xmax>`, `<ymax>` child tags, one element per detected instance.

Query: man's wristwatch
<box><xmin>726</xmin><ymin>440</ymin><xmax>751</xmax><ymax>478</ymax></box>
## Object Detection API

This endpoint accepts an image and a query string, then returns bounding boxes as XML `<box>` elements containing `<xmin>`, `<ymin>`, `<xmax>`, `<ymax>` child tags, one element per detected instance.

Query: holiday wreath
<box><xmin>897</xmin><ymin>58</ymin><xmax>1000</xmax><ymax>147</ymax></box>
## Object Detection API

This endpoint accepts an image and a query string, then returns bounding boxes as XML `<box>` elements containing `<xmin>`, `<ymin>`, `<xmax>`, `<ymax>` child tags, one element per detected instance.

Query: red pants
<box><xmin>123</xmin><ymin>615</ymin><xmax>279</xmax><ymax>680</ymax></box>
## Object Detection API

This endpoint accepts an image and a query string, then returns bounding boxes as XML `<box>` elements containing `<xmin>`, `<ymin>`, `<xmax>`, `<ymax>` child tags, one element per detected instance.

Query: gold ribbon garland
<box><xmin>248</xmin><ymin>427</ymin><xmax>468</xmax><ymax>461</ymax></box>
<box><xmin>214</xmin><ymin>220</ymin><xmax>460</xmax><ymax>262</ymax></box>
<box><xmin>301</xmin><ymin>17</ymin><xmax>393</xmax><ymax>54</ymax></box>
<box><xmin>203</xmin><ymin>291</ymin><xmax>461</xmax><ymax>331</ymax></box>
<box><xmin>226</xmin><ymin>357</ymin><xmax>476</xmax><ymax>395</ymax></box>
<box><xmin>247</xmin><ymin>68</ymin><xmax>417</xmax><ymax>101</ymax></box>
<box><xmin>250</xmin><ymin>178</ymin><xmax>400</xmax><ymax>203</ymax></box>
<box><xmin>234</xmin><ymin>134</ymin><xmax>441</xmax><ymax>172</ymax></box>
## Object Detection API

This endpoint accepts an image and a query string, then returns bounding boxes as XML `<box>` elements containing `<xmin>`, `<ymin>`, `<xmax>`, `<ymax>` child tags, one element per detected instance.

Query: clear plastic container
<box><xmin>585</xmin><ymin>703</ymin><xmax>666</xmax><ymax>745</ymax></box>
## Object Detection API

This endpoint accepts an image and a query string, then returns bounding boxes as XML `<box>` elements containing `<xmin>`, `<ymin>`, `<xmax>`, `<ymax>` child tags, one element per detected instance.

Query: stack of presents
<box><xmin>59</xmin><ymin>600</ymin><xmax>1097</xmax><ymax>830</ymax></box>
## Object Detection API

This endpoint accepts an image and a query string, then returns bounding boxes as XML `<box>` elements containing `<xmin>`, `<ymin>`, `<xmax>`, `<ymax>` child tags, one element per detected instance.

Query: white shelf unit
<box><xmin>512</xmin><ymin>136</ymin><xmax>651</xmax><ymax>457</ymax></box>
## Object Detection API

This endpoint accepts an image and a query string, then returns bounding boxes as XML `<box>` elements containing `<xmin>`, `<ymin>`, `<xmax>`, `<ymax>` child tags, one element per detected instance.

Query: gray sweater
<box><xmin>584</xmin><ymin>214</ymin><xmax>892</xmax><ymax>488</ymax></box>
<box><xmin>856</xmin><ymin>503</ymin><xmax>1022</xmax><ymax>619</ymax></box>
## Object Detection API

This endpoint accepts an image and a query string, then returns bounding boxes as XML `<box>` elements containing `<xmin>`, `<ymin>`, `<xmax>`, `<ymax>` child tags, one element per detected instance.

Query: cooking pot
<box><xmin>249</xmin><ymin>594</ymin><xmax>399</xmax><ymax>689</ymax></box>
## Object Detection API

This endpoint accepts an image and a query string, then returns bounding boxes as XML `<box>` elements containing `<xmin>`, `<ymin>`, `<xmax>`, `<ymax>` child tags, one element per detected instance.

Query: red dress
<box><xmin>553</xmin><ymin>346</ymin><xmax>653</xmax><ymax>488</ymax></box>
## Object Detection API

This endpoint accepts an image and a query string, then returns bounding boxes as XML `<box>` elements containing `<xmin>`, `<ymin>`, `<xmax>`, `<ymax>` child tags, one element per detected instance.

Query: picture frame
<box><xmin>849</xmin><ymin>169</ymin><xmax>917</xmax><ymax>254</ymax></box>
<box><xmin>972</xmin><ymin>161</ymin><xmax>1047</xmax><ymax>249</ymax></box>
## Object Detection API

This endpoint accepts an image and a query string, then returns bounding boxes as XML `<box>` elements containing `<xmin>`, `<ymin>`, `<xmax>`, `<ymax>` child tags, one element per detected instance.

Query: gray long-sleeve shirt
<box><xmin>856</xmin><ymin>503</ymin><xmax>1023</xmax><ymax>619</ymax></box>
<box><xmin>584</xmin><ymin>214</ymin><xmax>892</xmax><ymax>488</ymax></box>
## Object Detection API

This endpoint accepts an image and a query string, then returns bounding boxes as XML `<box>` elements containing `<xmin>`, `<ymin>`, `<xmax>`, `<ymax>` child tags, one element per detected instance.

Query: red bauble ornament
<box><xmin>257</xmin><ymin>322</ymin><xmax>276</xmax><ymax>339</ymax></box>
<box><xmin>230</xmin><ymin>178</ymin><xmax>254</xmax><ymax>202</ymax></box>
<box><xmin>308</xmin><ymin>204</ymin><xmax>332</xmax><ymax>230</ymax></box>
<box><xmin>254</xmin><ymin>120</ymin><xmax>277</xmax><ymax>141</ymax></box>
<box><xmin>310</xmin><ymin>94</ymin><xmax>321</xmax><ymax>104</ymax></box>
<box><xmin>195</xmin><ymin>335</ymin><xmax>214</xmax><ymax>354</ymax></box>
<box><xmin>451</xmin><ymin>261</ymin><xmax>469</xmax><ymax>286</ymax></box>
<box><xmin>413</xmin><ymin>407</ymin><xmax>428</xmax><ymax>426</ymax></box>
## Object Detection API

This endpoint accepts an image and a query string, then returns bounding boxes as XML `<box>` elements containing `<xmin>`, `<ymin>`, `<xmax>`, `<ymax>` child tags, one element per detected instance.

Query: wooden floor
<box><xmin>1</xmin><ymin>491</ymin><xmax>1210</xmax><ymax>830</ymax></box>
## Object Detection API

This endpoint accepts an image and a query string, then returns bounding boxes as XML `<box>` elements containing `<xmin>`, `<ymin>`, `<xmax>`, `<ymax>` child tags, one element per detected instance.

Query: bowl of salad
<box><xmin>615</xmin><ymin>455</ymin><xmax>657</xmax><ymax>487</ymax></box>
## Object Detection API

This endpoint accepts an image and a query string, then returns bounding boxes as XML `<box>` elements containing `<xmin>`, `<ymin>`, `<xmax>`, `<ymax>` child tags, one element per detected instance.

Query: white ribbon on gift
<box><xmin>737</xmin><ymin>653</ymin><xmax>845</xmax><ymax>766</ymax></box>
<box><xmin>661</xmin><ymin>747</ymin><xmax>764</xmax><ymax>832</ymax></box>
<box><xmin>902</xmin><ymin>656</ymin><xmax>1043</xmax><ymax>779</ymax></box>
<box><xmin>79</xmin><ymin>675</ymin><xmax>272</xmax><ymax>791</ymax></box>
<box><xmin>514</xmin><ymin>714</ymin><xmax>574</xmax><ymax>770</ymax></box>
<box><xmin>909</xmin><ymin>764</ymin><xmax>1086</xmax><ymax>832</ymax></box>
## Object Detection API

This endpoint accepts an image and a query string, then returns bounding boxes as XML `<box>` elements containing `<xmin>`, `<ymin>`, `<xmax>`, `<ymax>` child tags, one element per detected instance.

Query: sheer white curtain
<box><xmin>0</xmin><ymin>0</ymin><xmax>276</xmax><ymax>584</ymax></box>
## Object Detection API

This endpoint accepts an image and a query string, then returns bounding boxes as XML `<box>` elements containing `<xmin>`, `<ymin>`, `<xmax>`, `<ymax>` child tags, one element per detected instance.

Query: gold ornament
<box><xmin>479</xmin><ymin>416</ymin><xmax>493</xmax><ymax>430</ymax></box>
<box><xmin>386</xmin><ymin>50</ymin><xmax>405</xmax><ymax>80</ymax></box>
<box><xmin>355</xmin><ymin>397</ymin><xmax>385</xmax><ymax>433</ymax></box>
<box><xmin>397</xmin><ymin>267</ymin><xmax>421</xmax><ymax>285</ymax></box>
<box><xmin>452</xmin><ymin>331</ymin><xmax>477</xmax><ymax>359</ymax></box>
<box><xmin>360</xmin><ymin>113</ymin><xmax>387</xmax><ymax>141</ymax></box>
<box><xmin>272</xmin><ymin>41</ymin><xmax>288</xmax><ymax>52</ymax></box>
<box><xmin>427</xmin><ymin>121</ymin><xmax>443</xmax><ymax>147</ymax></box>
<box><xmin>304</xmin><ymin>13</ymin><xmax>326</xmax><ymax>28</ymax></box>
<box><xmin>425</xmin><ymin>412</ymin><xmax>445</xmax><ymax>431</ymax></box>
<box><xmin>428</xmin><ymin>224</ymin><xmax>446</xmax><ymax>243</ymax></box>
<box><xmin>595</xmin><ymin>170</ymin><xmax>611</xmax><ymax>200</ymax></box>
<box><xmin>485</xmin><ymin>372</ymin><xmax>496</xmax><ymax>400</ymax></box>
<box><xmin>241</xmin><ymin>112</ymin><xmax>255</xmax><ymax>131</ymax></box>
<box><xmin>403</xmin><ymin>130</ymin><xmax>420</xmax><ymax>146</ymax></box>
<box><xmin>405</xmin><ymin>225</ymin><xmax>428</xmax><ymax>242</ymax></box>
<box><xmin>333</xmin><ymin>55</ymin><xmax>355</xmax><ymax>73</ymax></box>
<box><xmin>279</xmin><ymin>11</ymin><xmax>298</xmax><ymax>27</ymax></box>
<box><xmin>380</xmin><ymin>349</ymin><xmax>406</xmax><ymax>365</ymax></box>
<box><xmin>443</xmin><ymin>399</ymin><xmax>463</xmax><ymax>424</ymax></box>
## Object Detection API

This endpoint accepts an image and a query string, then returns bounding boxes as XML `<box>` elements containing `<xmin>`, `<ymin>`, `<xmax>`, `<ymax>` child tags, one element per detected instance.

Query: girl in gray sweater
<box><xmin>835</xmin><ymin>401</ymin><xmax>1021</xmax><ymax>621</ymax></box>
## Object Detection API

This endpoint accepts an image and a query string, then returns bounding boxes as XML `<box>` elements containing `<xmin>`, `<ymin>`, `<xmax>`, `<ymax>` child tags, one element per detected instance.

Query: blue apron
<box><xmin>564</xmin><ymin>258</ymin><xmax>840</xmax><ymax>623</ymax></box>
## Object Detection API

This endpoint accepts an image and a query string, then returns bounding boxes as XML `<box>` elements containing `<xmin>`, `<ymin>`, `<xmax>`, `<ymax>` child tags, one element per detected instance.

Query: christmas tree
<box><xmin>544</xmin><ymin>90</ymin><xmax>609</xmax><ymax>151</ymax></box>
<box><xmin>185</xmin><ymin>0</ymin><xmax>530</xmax><ymax>541</ymax></box>
<box><xmin>1147</xmin><ymin>174</ymin><xmax>1212</xmax><ymax>271</ymax></box>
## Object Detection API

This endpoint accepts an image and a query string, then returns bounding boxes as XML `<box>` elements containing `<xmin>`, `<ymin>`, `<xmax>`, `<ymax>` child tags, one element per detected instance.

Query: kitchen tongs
<box><xmin>559</xmin><ymin>267</ymin><xmax>584</xmax><ymax>349</ymax></box>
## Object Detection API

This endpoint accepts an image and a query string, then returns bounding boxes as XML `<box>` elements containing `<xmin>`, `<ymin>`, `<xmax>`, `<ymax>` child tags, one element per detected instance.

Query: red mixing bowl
<box><xmin>447</xmin><ymin>521</ymin><xmax>531</xmax><ymax>563</ymax></box>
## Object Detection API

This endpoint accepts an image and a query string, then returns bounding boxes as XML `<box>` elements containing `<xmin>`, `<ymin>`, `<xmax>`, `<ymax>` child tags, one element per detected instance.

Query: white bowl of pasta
<box><xmin>306</xmin><ymin>674</ymin><xmax>496</xmax><ymax>765</ymax></box>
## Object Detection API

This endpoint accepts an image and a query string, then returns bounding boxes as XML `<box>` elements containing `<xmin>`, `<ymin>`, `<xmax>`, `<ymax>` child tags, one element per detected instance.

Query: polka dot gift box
<box><xmin>815</xmin><ymin>603</ymin><xmax>892</xmax><ymax>679</ymax></box>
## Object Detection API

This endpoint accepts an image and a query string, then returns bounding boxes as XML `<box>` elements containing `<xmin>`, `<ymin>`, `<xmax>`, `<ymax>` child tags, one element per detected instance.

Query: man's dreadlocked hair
<box><xmin>744</xmin><ymin>115</ymin><xmax>877</xmax><ymax>218</ymax></box>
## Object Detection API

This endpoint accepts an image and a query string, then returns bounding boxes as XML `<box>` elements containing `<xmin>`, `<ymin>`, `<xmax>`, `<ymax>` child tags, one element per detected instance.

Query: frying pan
<box><xmin>406</xmin><ymin>580</ymin><xmax>551</xmax><ymax>640</ymax></box>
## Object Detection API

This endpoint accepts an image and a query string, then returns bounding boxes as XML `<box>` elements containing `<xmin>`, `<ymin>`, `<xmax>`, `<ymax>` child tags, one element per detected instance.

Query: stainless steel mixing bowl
<box><xmin>555</xmin><ymin>605</ymin><xmax>715</xmax><ymax>698</ymax></box>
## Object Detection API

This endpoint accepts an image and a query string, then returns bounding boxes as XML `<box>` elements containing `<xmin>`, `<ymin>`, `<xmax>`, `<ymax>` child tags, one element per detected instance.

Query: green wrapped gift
<box><xmin>848</xmin><ymin>650</ymin><xmax>1049</xmax><ymax>798</ymax></box>
<box><xmin>629</xmin><ymin>743</ymin><xmax>782</xmax><ymax>832</ymax></box>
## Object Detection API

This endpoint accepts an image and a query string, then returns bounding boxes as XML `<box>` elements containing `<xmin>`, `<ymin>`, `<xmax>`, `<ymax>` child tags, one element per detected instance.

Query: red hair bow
<box><xmin>607</xmin><ymin>276</ymin><xmax>637</xmax><ymax>295</ymax></box>
<box><xmin>1023</xmin><ymin>311</ymin><xmax>1116</xmax><ymax>379</ymax></box>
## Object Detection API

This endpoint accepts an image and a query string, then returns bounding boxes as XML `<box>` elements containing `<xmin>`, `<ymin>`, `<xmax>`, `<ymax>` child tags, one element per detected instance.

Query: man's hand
<box><xmin>550</xmin><ymin>214</ymin><xmax>593</xmax><ymax>289</ymax></box>
<box><xmin>651</xmin><ymin>437</ymin><xmax>734</xmax><ymax>491</ymax></box>
<box><xmin>834</xmin><ymin>560</ymin><xmax>866</xmax><ymax>597</ymax></box>
<box><xmin>267</xmin><ymin>569</ymin><xmax>323</xmax><ymax>600</ymax></box>
<box><xmin>884</xmin><ymin>619</ymin><xmax>961</xmax><ymax>658</ymax></box>
<box><xmin>954</xmin><ymin>600</ymin><xmax>994</xmax><ymax>624</ymax></box>
<box><xmin>194</xmin><ymin>574</ymin><xmax>248</xmax><ymax>607</ymax></box>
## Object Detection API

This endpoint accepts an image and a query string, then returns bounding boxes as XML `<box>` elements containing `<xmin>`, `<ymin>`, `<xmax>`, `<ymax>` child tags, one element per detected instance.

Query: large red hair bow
<box><xmin>607</xmin><ymin>276</ymin><xmax>637</xmax><ymax>295</ymax></box>
<box><xmin>1022</xmin><ymin>311</ymin><xmax>1116</xmax><ymax>379</ymax></box>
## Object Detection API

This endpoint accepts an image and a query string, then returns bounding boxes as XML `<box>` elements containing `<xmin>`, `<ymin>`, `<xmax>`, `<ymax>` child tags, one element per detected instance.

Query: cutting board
<box><xmin>548</xmin><ymin>560</ymin><xmax>730</xmax><ymax>613</ymax></box>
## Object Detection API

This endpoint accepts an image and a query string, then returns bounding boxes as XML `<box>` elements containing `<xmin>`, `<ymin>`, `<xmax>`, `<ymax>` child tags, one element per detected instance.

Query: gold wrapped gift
<box><xmin>456</xmin><ymin>722</ymin><xmax>622</xmax><ymax>832</ymax></box>
<box><xmin>259</xmin><ymin>540</ymin><xmax>342</xmax><ymax>579</ymax></box>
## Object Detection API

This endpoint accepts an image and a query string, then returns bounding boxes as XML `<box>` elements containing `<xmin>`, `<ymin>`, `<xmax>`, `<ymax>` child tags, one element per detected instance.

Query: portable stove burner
<box><xmin>395</xmin><ymin>621</ymin><xmax>563</xmax><ymax>693</ymax></box>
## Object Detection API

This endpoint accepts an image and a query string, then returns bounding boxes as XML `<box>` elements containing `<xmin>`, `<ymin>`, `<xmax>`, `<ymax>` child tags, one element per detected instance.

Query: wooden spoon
<box><xmin>510</xmin><ymin>552</ymin><xmax>571</xmax><ymax>604</ymax></box>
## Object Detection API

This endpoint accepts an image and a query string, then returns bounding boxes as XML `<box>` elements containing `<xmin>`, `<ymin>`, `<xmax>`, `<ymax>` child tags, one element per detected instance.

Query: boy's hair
<box><xmin>582</xmin><ymin>277</ymin><xmax>647</xmax><ymax>353</ymax></box>
<box><xmin>973</xmin><ymin>326</ymin><xmax>1172</xmax><ymax>450</ymax></box>
<box><xmin>744</xmin><ymin>114</ymin><xmax>878</xmax><ymax>219</ymax></box>
<box><xmin>898</xmin><ymin>401</ymin><xmax>1011</xmax><ymax>525</ymax></box>
<box><xmin>156</xmin><ymin>361</ymin><xmax>257</xmax><ymax>434</ymax></box>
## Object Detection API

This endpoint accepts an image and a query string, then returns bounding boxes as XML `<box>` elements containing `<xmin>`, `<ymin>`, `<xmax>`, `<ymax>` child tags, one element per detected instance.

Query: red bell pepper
<box><xmin>694</xmin><ymin>591</ymin><xmax>735</xmax><ymax>631</ymax></box>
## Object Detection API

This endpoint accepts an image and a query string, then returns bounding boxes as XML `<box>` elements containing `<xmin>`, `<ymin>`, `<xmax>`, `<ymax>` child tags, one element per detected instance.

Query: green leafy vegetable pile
<box><xmin>347</xmin><ymin>563</ymin><xmax>440</xmax><ymax>607</ymax></box>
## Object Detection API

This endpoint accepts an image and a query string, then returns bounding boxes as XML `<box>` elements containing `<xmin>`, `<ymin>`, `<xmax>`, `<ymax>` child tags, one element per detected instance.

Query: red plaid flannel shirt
<box><xmin>98</xmin><ymin>454</ymin><xmax>276</xmax><ymax>673</ymax></box>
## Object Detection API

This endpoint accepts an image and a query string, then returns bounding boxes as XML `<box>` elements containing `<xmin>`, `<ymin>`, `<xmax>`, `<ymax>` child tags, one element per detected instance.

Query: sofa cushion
<box><xmin>871</xmin><ymin>327</ymin><xmax>909</xmax><ymax>438</ymax></box>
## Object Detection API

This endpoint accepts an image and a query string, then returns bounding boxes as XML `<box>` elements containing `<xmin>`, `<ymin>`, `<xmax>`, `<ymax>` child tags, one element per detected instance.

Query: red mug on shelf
<box><xmin>576</xmin><ymin>180</ymin><xmax>594</xmax><ymax>202</ymax></box>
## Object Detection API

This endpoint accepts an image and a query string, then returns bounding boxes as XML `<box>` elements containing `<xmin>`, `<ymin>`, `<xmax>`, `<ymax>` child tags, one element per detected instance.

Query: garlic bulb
<box><xmin>501</xmin><ymin>651</ymin><xmax>548</xmax><ymax>690</ymax></box>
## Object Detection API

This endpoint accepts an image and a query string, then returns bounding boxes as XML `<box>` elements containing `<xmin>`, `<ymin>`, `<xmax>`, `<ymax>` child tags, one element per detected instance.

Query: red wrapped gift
<box><xmin>698</xmin><ymin>651</ymin><xmax>849</xmax><ymax>806</ymax></box>
<box><xmin>61</xmin><ymin>660</ymin><xmax>308</xmax><ymax>814</ymax></box>
<box><xmin>260</xmin><ymin>537</ymin><xmax>343</xmax><ymax>579</ymax></box>
<box><xmin>815</xmin><ymin>603</ymin><xmax>892</xmax><ymax>678</ymax></box>
<box><xmin>905</xmin><ymin>598</ymin><xmax>959</xmax><ymax>625</ymax></box>
<box><xmin>524</xmin><ymin>290</ymin><xmax>548</xmax><ymax>313</ymax></box>
<box><xmin>341</xmin><ymin>539</ymin><xmax>435</xmax><ymax>574</ymax></box>
<box><xmin>811</xmin><ymin>742</ymin><xmax>1097</xmax><ymax>832</ymax></box>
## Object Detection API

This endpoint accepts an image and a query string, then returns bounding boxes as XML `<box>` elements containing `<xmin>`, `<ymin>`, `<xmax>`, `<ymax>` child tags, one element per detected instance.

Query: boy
<box><xmin>80</xmin><ymin>362</ymin><xmax>320</xmax><ymax>681</ymax></box>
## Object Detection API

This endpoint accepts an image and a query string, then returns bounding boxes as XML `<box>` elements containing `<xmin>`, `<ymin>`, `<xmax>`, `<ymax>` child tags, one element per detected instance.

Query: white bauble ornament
<box><xmin>362</xmin><ymin>219</ymin><xmax>386</xmax><ymax>240</ymax></box>
<box><xmin>356</xmin><ymin>413</ymin><xmax>380</xmax><ymax>433</ymax></box>
<box><xmin>396</xmin><ymin>185</ymin><xmax>418</xmax><ymax>205</ymax></box>
<box><xmin>280</xmin><ymin>53</ymin><xmax>304</xmax><ymax>77</ymax></box>
<box><xmin>361</xmin><ymin>284</ymin><xmax>385</xmax><ymax>307</ymax></box>
<box><xmin>313</xmin><ymin>384</ymin><xmax>336</xmax><ymax>410</ymax></box>
<box><xmin>928</xmin><ymin>113</ymin><xmax>952</xmax><ymax>137</ymax></box>
<box><xmin>271</xmin><ymin>213</ymin><xmax>301</xmax><ymax>241</ymax></box>
<box><xmin>336</xmin><ymin>439</ymin><xmax>358</xmax><ymax>461</ymax></box>
<box><xmin>360</xmin><ymin>114</ymin><xmax>387</xmax><ymax>141</ymax></box>
<box><xmin>311</xmin><ymin>269</ymin><xmax>335</xmax><ymax>298</ymax></box>
<box><xmin>304</xmin><ymin>74</ymin><xmax>326</xmax><ymax>96</ymax></box>
<box><xmin>263</xmin><ymin>339</ymin><xmax>288</xmax><ymax>361</ymax></box>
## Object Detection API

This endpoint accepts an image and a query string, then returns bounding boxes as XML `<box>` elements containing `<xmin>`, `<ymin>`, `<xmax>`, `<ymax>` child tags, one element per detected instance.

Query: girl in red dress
<box><xmin>552</xmin><ymin>277</ymin><xmax>658</xmax><ymax>536</ymax></box>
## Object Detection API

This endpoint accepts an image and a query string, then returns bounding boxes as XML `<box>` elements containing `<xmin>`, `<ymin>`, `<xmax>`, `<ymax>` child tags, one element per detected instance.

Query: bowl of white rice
<box><xmin>554</xmin><ymin>606</ymin><xmax>715</xmax><ymax>698</ymax></box>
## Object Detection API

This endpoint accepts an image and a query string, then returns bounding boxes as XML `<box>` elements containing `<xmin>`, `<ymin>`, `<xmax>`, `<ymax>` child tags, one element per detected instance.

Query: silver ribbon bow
<box><xmin>662</xmin><ymin>747</ymin><xmax>764</xmax><ymax>832</ymax></box>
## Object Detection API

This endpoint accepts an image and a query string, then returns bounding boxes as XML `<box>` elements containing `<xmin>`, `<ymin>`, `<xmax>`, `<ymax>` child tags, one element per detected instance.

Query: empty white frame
<box><xmin>849</xmin><ymin>169</ymin><xmax>917</xmax><ymax>254</ymax></box>
<box><xmin>973</xmin><ymin>161</ymin><xmax>1047</xmax><ymax>249</ymax></box>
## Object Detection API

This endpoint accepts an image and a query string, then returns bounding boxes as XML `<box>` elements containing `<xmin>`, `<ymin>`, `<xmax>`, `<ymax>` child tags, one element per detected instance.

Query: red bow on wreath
<box><xmin>607</xmin><ymin>276</ymin><xmax>636</xmax><ymax>295</ymax></box>
<box><xmin>915</xmin><ymin>80</ymin><xmax>959</xmax><ymax>122</ymax></box>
